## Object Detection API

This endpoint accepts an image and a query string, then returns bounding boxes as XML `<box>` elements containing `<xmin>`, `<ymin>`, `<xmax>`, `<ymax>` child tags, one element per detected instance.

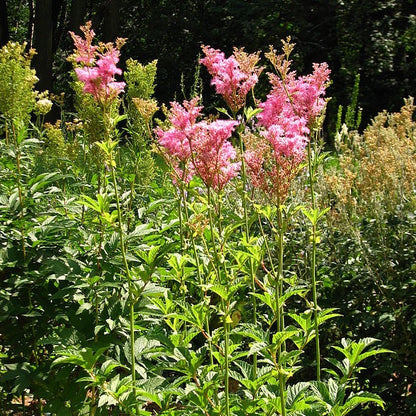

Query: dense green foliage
<box><xmin>0</xmin><ymin>11</ymin><xmax>415</xmax><ymax>416</ymax></box>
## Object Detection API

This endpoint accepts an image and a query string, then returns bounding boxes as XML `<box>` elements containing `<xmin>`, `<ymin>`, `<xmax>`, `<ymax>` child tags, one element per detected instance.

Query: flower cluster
<box><xmin>258</xmin><ymin>63</ymin><xmax>331</xmax><ymax>130</ymax></box>
<box><xmin>245</xmin><ymin>46</ymin><xmax>330</xmax><ymax>202</ymax></box>
<box><xmin>69</xmin><ymin>21</ymin><xmax>126</xmax><ymax>104</ymax></box>
<box><xmin>244</xmin><ymin>129</ymin><xmax>306</xmax><ymax>202</ymax></box>
<box><xmin>160</xmin><ymin>41</ymin><xmax>330</xmax><ymax>200</ymax></box>
<box><xmin>200</xmin><ymin>45</ymin><xmax>262</xmax><ymax>113</ymax></box>
<box><xmin>155</xmin><ymin>97</ymin><xmax>239</xmax><ymax>191</ymax></box>
<box><xmin>191</xmin><ymin>119</ymin><xmax>240</xmax><ymax>190</ymax></box>
<box><xmin>0</xmin><ymin>41</ymin><xmax>38</xmax><ymax>124</ymax></box>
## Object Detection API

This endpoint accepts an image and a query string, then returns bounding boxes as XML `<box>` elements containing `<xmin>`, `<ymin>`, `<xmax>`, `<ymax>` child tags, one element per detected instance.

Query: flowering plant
<box><xmin>155</xmin><ymin>97</ymin><xmax>239</xmax><ymax>190</ymax></box>
<box><xmin>200</xmin><ymin>45</ymin><xmax>262</xmax><ymax>114</ymax></box>
<box><xmin>0</xmin><ymin>25</ymin><xmax>392</xmax><ymax>416</ymax></box>
<box><xmin>69</xmin><ymin>21</ymin><xmax>126</xmax><ymax>105</ymax></box>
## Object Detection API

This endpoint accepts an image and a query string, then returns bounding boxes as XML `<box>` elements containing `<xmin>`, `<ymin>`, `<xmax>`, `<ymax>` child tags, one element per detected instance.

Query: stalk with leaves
<box><xmin>69</xmin><ymin>22</ymin><xmax>144</xmax><ymax>414</ymax></box>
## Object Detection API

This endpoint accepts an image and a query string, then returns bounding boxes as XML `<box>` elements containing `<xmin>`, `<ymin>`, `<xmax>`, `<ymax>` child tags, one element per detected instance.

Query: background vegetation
<box><xmin>0</xmin><ymin>1</ymin><xmax>415</xmax><ymax>415</ymax></box>
<box><xmin>0</xmin><ymin>0</ymin><xmax>416</xmax><ymax>132</ymax></box>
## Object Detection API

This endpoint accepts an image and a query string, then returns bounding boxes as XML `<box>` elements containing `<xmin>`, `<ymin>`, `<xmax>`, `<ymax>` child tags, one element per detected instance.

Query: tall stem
<box><xmin>307</xmin><ymin>140</ymin><xmax>320</xmax><ymax>380</ymax></box>
<box><xmin>181</xmin><ymin>186</ymin><xmax>215</xmax><ymax>369</ymax></box>
<box><xmin>239</xmin><ymin>135</ymin><xmax>257</xmax><ymax>378</ymax></box>
<box><xmin>276</xmin><ymin>192</ymin><xmax>285</xmax><ymax>349</ymax></box>
<box><xmin>311</xmin><ymin>222</ymin><xmax>320</xmax><ymax>380</ymax></box>
<box><xmin>307</xmin><ymin>142</ymin><xmax>316</xmax><ymax>208</ymax></box>
<box><xmin>104</xmin><ymin>102</ymin><xmax>139</xmax><ymax>413</ymax></box>
<box><xmin>279</xmin><ymin>371</ymin><xmax>287</xmax><ymax>416</ymax></box>
<box><xmin>111</xmin><ymin>165</ymin><xmax>139</xmax><ymax>413</ymax></box>
<box><xmin>178</xmin><ymin>192</ymin><xmax>184</xmax><ymax>251</ymax></box>
<box><xmin>207</xmin><ymin>187</ymin><xmax>230</xmax><ymax>416</ymax></box>
<box><xmin>276</xmin><ymin>204</ymin><xmax>287</xmax><ymax>416</ymax></box>
<box><xmin>12</xmin><ymin>122</ymin><xmax>26</xmax><ymax>259</ymax></box>
<box><xmin>224</xmin><ymin>317</ymin><xmax>230</xmax><ymax>416</ymax></box>
<box><xmin>276</xmin><ymin>218</ymin><xmax>284</xmax><ymax>338</ymax></box>
<box><xmin>206</xmin><ymin>188</ymin><xmax>220</xmax><ymax>281</ymax></box>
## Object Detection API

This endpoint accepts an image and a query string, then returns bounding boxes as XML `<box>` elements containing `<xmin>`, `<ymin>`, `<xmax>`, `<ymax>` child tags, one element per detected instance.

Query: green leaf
<box><xmin>215</xmin><ymin>107</ymin><xmax>231</xmax><ymax>118</ymax></box>
<box><xmin>233</xmin><ymin>323</ymin><xmax>269</xmax><ymax>343</ymax></box>
<box><xmin>29</xmin><ymin>171</ymin><xmax>62</xmax><ymax>193</ymax></box>
<box><xmin>286</xmin><ymin>382</ymin><xmax>310</xmax><ymax>409</ymax></box>
<box><xmin>244</xmin><ymin>106</ymin><xmax>263</xmax><ymax>121</ymax></box>
<box><xmin>339</xmin><ymin>392</ymin><xmax>385</xmax><ymax>414</ymax></box>
<box><xmin>209</xmin><ymin>284</ymin><xmax>229</xmax><ymax>301</ymax></box>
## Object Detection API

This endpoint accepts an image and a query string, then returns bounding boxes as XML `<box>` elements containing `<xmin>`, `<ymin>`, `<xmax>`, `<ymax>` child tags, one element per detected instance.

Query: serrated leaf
<box><xmin>233</xmin><ymin>323</ymin><xmax>269</xmax><ymax>343</ymax></box>
<box><xmin>286</xmin><ymin>382</ymin><xmax>310</xmax><ymax>408</ymax></box>
<box><xmin>340</xmin><ymin>392</ymin><xmax>385</xmax><ymax>413</ymax></box>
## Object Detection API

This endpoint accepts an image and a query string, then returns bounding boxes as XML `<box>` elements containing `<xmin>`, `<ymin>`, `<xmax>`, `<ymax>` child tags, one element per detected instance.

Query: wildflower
<box><xmin>245</xmin><ymin>43</ymin><xmax>330</xmax><ymax>203</ymax></box>
<box><xmin>69</xmin><ymin>21</ymin><xmax>97</xmax><ymax>65</ymax></box>
<box><xmin>70</xmin><ymin>22</ymin><xmax>126</xmax><ymax>104</ymax></box>
<box><xmin>0</xmin><ymin>41</ymin><xmax>38</xmax><ymax>123</ymax></box>
<box><xmin>244</xmin><ymin>129</ymin><xmax>305</xmax><ymax>203</ymax></box>
<box><xmin>155</xmin><ymin>97</ymin><xmax>202</xmax><ymax>163</ymax></box>
<box><xmin>200</xmin><ymin>45</ymin><xmax>262</xmax><ymax>113</ymax></box>
<box><xmin>155</xmin><ymin>97</ymin><xmax>202</xmax><ymax>183</ymax></box>
<box><xmin>259</xmin><ymin>61</ymin><xmax>330</xmax><ymax>129</ymax></box>
<box><xmin>132</xmin><ymin>98</ymin><xmax>159</xmax><ymax>123</ymax></box>
<box><xmin>155</xmin><ymin>97</ymin><xmax>239</xmax><ymax>190</ymax></box>
<box><xmin>191</xmin><ymin>119</ymin><xmax>239</xmax><ymax>191</ymax></box>
<box><xmin>34</xmin><ymin>97</ymin><xmax>53</xmax><ymax>116</ymax></box>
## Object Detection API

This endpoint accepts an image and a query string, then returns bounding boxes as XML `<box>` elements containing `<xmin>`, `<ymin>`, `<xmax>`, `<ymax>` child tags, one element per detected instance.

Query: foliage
<box><xmin>0</xmin><ymin>28</ymin><xmax>409</xmax><ymax>416</ymax></box>
<box><xmin>0</xmin><ymin>41</ymin><xmax>38</xmax><ymax>125</ymax></box>
<box><xmin>319</xmin><ymin>98</ymin><xmax>416</xmax><ymax>414</ymax></box>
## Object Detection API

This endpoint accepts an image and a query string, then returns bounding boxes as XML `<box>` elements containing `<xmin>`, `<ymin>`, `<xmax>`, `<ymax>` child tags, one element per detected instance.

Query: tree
<box><xmin>0</xmin><ymin>0</ymin><xmax>9</xmax><ymax>46</ymax></box>
<box><xmin>32</xmin><ymin>0</ymin><xmax>53</xmax><ymax>92</ymax></box>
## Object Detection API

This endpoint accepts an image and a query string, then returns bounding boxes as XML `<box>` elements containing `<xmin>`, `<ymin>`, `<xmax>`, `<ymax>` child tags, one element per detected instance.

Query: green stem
<box><xmin>307</xmin><ymin>140</ymin><xmax>320</xmax><ymax>381</ymax></box>
<box><xmin>239</xmin><ymin>135</ymin><xmax>257</xmax><ymax>379</ymax></box>
<box><xmin>279</xmin><ymin>371</ymin><xmax>286</xmax><ymax>416</ymax></box>
<box><xmin>12</xmin><ymin>123</ymin><xmax>26</xmax><ymax>259</ymax></box>
<box><xmin>181</xmin><ymin>186</ymin><xmax>215</xmax><ymax>370</ymax></box>
<box><xmin>257</xmin><ymin>211</ymin><xmax>278</xmax><ymax>280</ymax></box>
<box><xmin>276</xmin><ymin>203</ymin><xmax>285</xmax><ymax>349</ymax></box>
<box><xmin>206</xmin><ymin>188</ymin><xmax>220</xmax><ymax>281</ymax></box>
<box><xmin>307</xmin><ymin>142</ymin><xmax>316</xmax><ymax>208</ymax></box>
<box><xmin>224</xmin><ymin>317</ymin><xmax>230</xmax><ymax>416</ymax></box>
<box><xmin>276</xmin><ymin>206</ymin><xmax>287</xmax><ymax>416</ymax></box>
<box><xmin>111</xmin><ymin>165</ymin><xmax>139</xmax><ymax>413</ymax></box>
<box><xmin>311</xmin><ymin>223</ymin><xmax>320</xmax><ymax>380</ymax></box>
<box><xmin>127</xmin><ymin>175</ymin><xmax>136</xmax><ymax>233</ymax></box>
<box><xmin>207</xmin><ymin>187</ymin><xmax>230</xmax><ymax>416</ymax></box>
<box><xmin>276</xmin><ymin>223</ymin><xmax>284</xmax><ymax>337</ymax></box>
<box><xmin>178</xmin><ymin>192</ymin><xmax>184</xmax><ymax>251</ymax></box>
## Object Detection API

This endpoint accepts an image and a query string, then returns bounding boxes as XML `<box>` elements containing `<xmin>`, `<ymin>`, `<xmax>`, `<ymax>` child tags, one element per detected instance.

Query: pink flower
<box><xmin>200</xmin><ymin>45</ymin><xmax>262</xmax><ymax>113</ymax></box>
<box><xmin>243</xmin><ymin>130</ymin><xmax>305</xmax><ymax>202</ymax></box>
<box><xmin>155</xmin><ymin>97</ymin><xmax>239</xmax><ymax>190</ymax></box>
<box><xmin>155</xmin><ymin>97</ymin><xmax>202</xmax><ymax>163</ymax></box>
<box><xmin>70</xmin><ymin>22</ymin><xmax>126</xmax><ymax>104</ymax></box>
<box><xmin>259</xmin><ymin>63</ymin><xmax>330</xmax><ymax>128</ymax></box>
<box><xmin>192</xmin><ymin>119</ymin><xmax>240</xmax><ymax>191</ymax></box>
<box><xmin>245</xmin><ymin>59</ymin><xmax>330</xmax><ymax>202</ymax></box>
<box><xmin>265</xmin><ymin>123</ymin><xmax>308</xmax><ymax>158</ymax></box>
<box><xmin>169</xmin><ymin>97</ymin><xmax>203</xmax><ymax>130</ymax></box>
<box><xmin>244</xmin><ymin>56</ymin><xmax>330</xmax><ymax>202</ymax></box>
<box><xmin>69</xmin><ymin>22</ymin><xmax>97</xmax><ymax>65</ymax></box>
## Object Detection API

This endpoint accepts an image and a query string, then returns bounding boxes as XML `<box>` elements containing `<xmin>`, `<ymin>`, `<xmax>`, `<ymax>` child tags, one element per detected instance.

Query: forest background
<box><xmin>1</xmin><ymin>0</ymin><xmax>416</xmax><ymax>134</ymax></box>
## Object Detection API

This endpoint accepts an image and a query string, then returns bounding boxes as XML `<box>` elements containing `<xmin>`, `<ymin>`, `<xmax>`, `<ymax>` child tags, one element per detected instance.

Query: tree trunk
<box><xmin>0</xmin><ymin>0</ymin><xmax>9</xmax><ymax>46</ymax></box>
<box><xmin>102</xmin><ymin>0</ymin><xmax>120</xmax><ymax>41</ymax></box>
<box><xmin>33</xmin><ymin>0</ymin><xmax>53</xmax><ymax>92</ymax></box>
<box><xmin>52</xmin><ymin>0</ymin><xmax>67</xmax><ymax>53</ymax></box>
<box><xmin>68</xmin><ymin>0</ymin><xmax>88</xmax><ymax>34</ymax></box>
